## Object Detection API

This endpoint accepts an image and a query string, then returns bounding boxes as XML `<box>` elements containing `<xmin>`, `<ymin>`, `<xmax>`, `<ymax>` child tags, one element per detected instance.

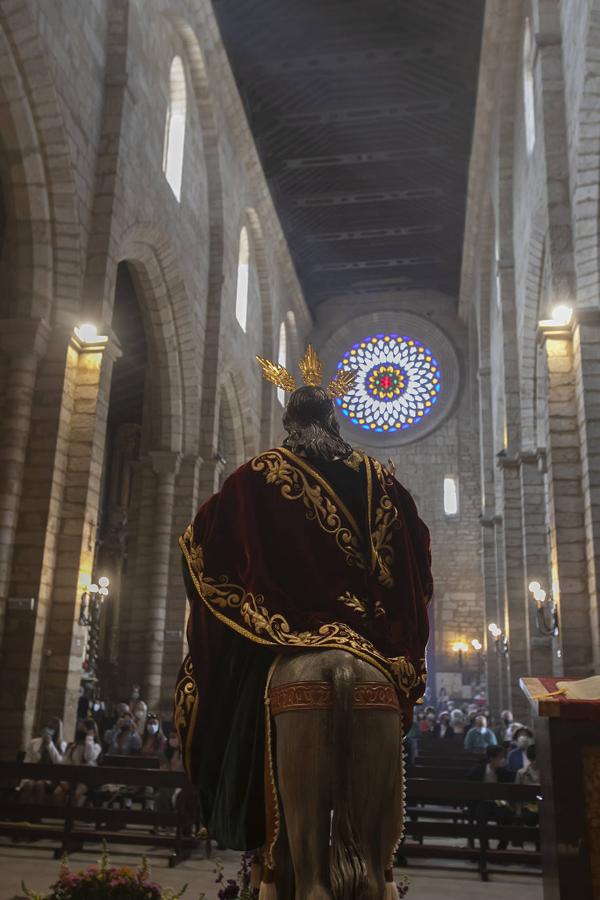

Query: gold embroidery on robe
<box><xmin>174</xmin><ymin>654</ymin><xmax>199</xmax><ymax>775</ymax></box>
<box><xmin>251</xmin><ymin>450</ymin><xmax>365</xmax><ymax>569</ymax></box>
<box><xmin>337</xmin><ymin>591</ymin><xmax>368</xmax><ymax>617</ymax></box>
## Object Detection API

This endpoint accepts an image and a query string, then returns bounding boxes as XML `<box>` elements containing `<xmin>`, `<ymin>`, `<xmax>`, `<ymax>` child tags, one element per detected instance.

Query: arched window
<box><xmin>162</xmin><ymin>56</ymin><xmax>187</xmax><ymax>201</ymax></box>
<box><xmin>523</xmin><ymin>19</ymin><xmax>536</xmax><ymax>156</ymax></box>
<box><xmin>277</xmin><ymin>321</ymin><xmax>287</xmax><ymax>406</ymax></box>
<box><xmin>235</xmin><ymin>227</ymin><xmax>250</xmax><ymax>331</ymax></box>
<box><xmin>443</xmin><ymin>475</ymin><xmax>459</xmax><ymax>517</ymax></box>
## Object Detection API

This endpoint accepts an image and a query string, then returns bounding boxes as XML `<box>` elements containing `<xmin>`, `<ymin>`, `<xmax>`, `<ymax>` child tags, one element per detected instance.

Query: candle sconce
<box><xmin>528</xmin><ymin>581</ymin><xmax>559</xmax><ymax>636</ymax></box>
<box><xmin>488</xmin><ymin>622</ymin><xmax>509</xmax><ymax>657</ymax></box>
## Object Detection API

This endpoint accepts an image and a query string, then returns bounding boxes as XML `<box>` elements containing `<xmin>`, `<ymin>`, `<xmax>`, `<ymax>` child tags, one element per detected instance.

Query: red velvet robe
<box><xmin>175</xmin><ymin>447</ymin><xmax>432</xmax><ymax>846</ymax></box>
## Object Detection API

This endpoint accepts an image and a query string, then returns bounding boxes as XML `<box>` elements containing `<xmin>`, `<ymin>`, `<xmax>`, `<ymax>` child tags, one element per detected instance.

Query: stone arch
<box><xmin>572</xmin><ymin>0</ymin><xmax>600</xmax><ymax>306</ymax></box>
<box><xmin>164</xmin><ymin>15</ymin><xmax>227</xmax><ymax>470</ymax></box>
<box><xmin>118</xmin><ymin>225</ymin><xmax>199</xmax><ymax>456</ymax></box>
<box><xmin>0</xmin><ymin>1</ymin><xmax>80</xmax><ymax>322</ymax></box>
<box><xmin>218</xmin><ymin>376</ymin><xmax>247</xmax><ymax>481</ymax></box>
<box><xmin>0</xmin><ymin>11</ymin><xmax>51</xmax><ymax>319</ymax></box>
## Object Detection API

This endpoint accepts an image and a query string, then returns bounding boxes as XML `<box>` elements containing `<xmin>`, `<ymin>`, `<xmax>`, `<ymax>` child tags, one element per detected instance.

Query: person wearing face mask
<box><xmin>464</xmin><ymin>714</ymin><xmax>498</xmax><ymax>750</ymax></box>
<box><xmin>142</xmin><ymin>715</ymin><xmax>167</xmax><ymax>762</ymax></box>
<box><xmin>132</xmin><ymin>699</ymin><xmax>148</xmax><ymax>736</ymax></box>
<box><xmin>105</xmin><ymin>713</ymin><xmax>142</xmax><ymax>756</ymax></box>
<box><xmin>494</xmin><ymin>709</ymin><xmax>514</xmax><ymax>745</ymax></box>
<box><xmin>19</xmin><ymin>718</ymin><xmax>66</xmax><ymax>804</ymax></box>
<box><xmin>54</xmin><ymin>719</ymin><xmax>102</xmax><ymax>806</ymax></box>
<box><xmin>507</xmin><ymin>727</ymin><xmax>534</xmax><ymax>772</ymax></box>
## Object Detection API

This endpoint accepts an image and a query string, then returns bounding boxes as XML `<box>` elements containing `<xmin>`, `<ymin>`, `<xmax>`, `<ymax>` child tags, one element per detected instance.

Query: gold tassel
<box><xmin>258</xmin><ymin>865</ymin><xmax>277</xmax><ymax>900</ymax></box>
<box><xmin>383</xmin><ymin>868</ymin><xmax>400</xmax><ymax>899</ymax></box>
<box><xmin>250</xmin><ymin>860</ymin><xmax>262</xmax><ymax>890</ymax></box>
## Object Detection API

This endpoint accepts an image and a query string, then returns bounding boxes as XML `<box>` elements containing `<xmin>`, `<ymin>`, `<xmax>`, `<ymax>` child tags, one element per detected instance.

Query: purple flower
<box><xmin>217</xmin><ymin>878</ymin><xmax>241</xmax><ymax>899</ymax></box>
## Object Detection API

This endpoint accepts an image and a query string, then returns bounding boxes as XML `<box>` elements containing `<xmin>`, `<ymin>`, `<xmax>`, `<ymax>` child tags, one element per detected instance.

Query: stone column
<box><xmin>572</xmin><ymin>311</ymin><xmax>600</xmax><ymax>671</ymax></box>
<box><xmin>38</xmin><ymin>330</ymin><xmax>121</xmax><ymax>736</ymax></box>
<box><xmin>160</xmin><ymin>453</ymin><xmax>202</xmax><ymax>715</ymax></box>
<box><xmin>143</xmin><ymin>450</ymin><xmax>181</xmax><ymax>710</ymax></box>
<box><xmin>497</xmin><ymin>457</ymin><xmax>532</xmax><ymax>720</ymax></box>
<box><xmin>0</xmin><ymin>319</ymin><xmax>50</xmax><ymax>646</ymax></box>
<box><xmin>480</xmin><ymin>517</ymin><xmax>502</xmax><ymax>717</ymax></box>
<box><xmin>539</xmin><ymin>322</ymin><xmax>592</xmax><ymax>675</ymax></box>
<box><xmin>519</xmin><ymin>451</ymin><xmax>554</xmax><ymax>676</ymax></box>
<box><xmin>493</xmin><ymin>516</ymin><xmax>510</xmax><ymax>713</ymax></box>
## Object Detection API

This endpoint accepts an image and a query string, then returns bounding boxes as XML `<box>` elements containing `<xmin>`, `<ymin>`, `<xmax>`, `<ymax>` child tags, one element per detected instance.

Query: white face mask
<box><xmin>147</xmin><ymin>723</ymin><xmax>159</xmax><ymax>735</ymax></box>
<box><xmin>479</xmin><ymin>726</ymin><xmax>487</xmax><ymax>734</ymax></box>
<box><xmin>517</xmin><ymin>735</ymin><xmax>532</xmax><ymax>749</ymax></box>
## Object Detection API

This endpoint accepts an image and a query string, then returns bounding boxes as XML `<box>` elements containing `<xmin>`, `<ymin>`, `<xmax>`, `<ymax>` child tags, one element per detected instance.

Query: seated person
<box><xmin>19</xmin><ymin>718</ymin><xmax>65</xmax><ymax>804</ymax></box>
<box><xmin>516</xmin><ymin>744</ymin><xmax>540</xmax><ymax>832</ymax></box>
<box><xmin>464</xmin><ymin>714</ymin><xmax>498</xmax><ymax>750</ymax></box>
<box><xmin>104</xmin><ymin>711</ymin><xmax>142</xmax><ymax>756</ymax></box>
<box><xmin>507</xmin><ymin>726</ymin><xmax>534</xmax><ymax>772</ymax></box>
<box><xmin>54</xmin><ymin>718</ymin><xmax>102</xmax><ymax>806</ymax></box>
<box><xmin>469</xmin><ymin>745</ymin><xmax>514</xmax><ymax>850</ymax></box>
<box><xmin>434</xmin><ymin>711</ymin><xmax>451</xmax><ymax>738</ymax></box>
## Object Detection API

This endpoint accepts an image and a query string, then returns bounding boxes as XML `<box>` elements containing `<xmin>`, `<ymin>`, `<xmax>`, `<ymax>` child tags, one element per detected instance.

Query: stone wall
<box><xmin>460</xmin><ymin>0</ymin><xmax>600</xmax><ymax>719</ymax></box>
<box><xmin>310</xmin><ymin>291</ymin><xmax>484</xmax><ymax>697</ymax></box>
<box><xmin>0</xmin><ymin>0</ymin><xmax>310</xmax><ymax>752</ymax></box>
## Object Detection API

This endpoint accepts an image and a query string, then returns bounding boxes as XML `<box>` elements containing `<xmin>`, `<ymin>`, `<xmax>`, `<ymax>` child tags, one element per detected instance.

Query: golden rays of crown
<box><xmin>256</xmin><ymin>344</ymin><xmax>357</xmax><ymax>399</ymax></box>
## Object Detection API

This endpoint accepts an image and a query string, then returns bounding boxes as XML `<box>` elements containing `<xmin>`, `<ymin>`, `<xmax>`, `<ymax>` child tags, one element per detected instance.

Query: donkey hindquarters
<box><xmin>271</xmin><ymin>649</ymin><xmax>404</xmax><ymax>900</ymax></box>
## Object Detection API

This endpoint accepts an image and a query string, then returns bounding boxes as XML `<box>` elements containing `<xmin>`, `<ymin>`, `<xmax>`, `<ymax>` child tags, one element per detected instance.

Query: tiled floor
<box><xmin>0</xmin><ymin>843</ymin><xmax>542</xmax><ymax>899</ymax></box>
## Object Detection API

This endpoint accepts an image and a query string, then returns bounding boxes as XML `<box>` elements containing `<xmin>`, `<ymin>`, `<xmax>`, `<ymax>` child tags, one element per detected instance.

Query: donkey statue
<box><xmin>259</xmin><ymin>648</ymin><xmax>406</xmax><ymax>900</ymax></box>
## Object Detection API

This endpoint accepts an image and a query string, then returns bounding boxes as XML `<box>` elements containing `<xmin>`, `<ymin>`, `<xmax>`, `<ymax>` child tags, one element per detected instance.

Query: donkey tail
<box><xmin>329</xmin><ymin>664</ymin><xmax>368</xmax><ymax>900</ymax></box>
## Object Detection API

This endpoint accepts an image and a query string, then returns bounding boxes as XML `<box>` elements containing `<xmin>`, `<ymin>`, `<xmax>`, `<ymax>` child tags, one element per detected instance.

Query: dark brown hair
<box><xmin>282</xmin><ymin>386</ymin><xmax>353</xmax><ymax>460</ymax></box>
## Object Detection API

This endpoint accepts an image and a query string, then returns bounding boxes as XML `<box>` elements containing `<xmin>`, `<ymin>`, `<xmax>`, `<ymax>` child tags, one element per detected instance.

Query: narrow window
<box><xmin>494</xmin><ymin>231</ymin><xmax>502</xmax><ymax>311</ymax></box>
<box><xmin>277</xmin><ymin>321</ymin><xmax>287</xmax><ymax>406</ymax></box>
<box><xmin>444</xmin><ymin>476</ymin><xmax>459</xmax><ymax>517</ymax></box>
<box><xmin>235</xmin><ymin>227</ymin><xmax>250</xmax><ymax>331</ymax></box>
<box><xmin>163</xmin><ymin>57</ymin><xmax>187</xmax><ymax>201</ymax></box>
<box><xmin>523</xmin><ymin>20</ymin><xmax>536</xmax><ymax>157</ymax></box>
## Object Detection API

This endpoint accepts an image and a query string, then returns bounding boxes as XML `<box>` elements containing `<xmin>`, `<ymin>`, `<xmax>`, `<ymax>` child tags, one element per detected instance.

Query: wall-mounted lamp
<box><xmin>488</xmin><ymin>622</ymin><xmax>509</xmax><ymax>657</ymax></box>
<box><xmin>539</xmin><ymin>304</ymin><xmax>573</xmax><ymax>329</ymax></box>
<box><xmin>73</xmin><ymin>323</ymin><xmax>109</xmax><ymax>347</ymax></box>
<box><xmin>79</xmin><ymin>573</ymin><xmax>110</xmax><ymax>627</ymax></box>
<box><xmin>528</xmin><ymin>580</ymin><xmax>559</xmax><ymax>636</ymax></box>
<box><xmin>452</xmin><ymin>640</ymin><xmax>469</xmax><ymax>669</ymax></box>
<box><xmin>75</xmin><ymin>323</ymin><xmax>99</xmax><ymax>343</ymax></box>
<box><xmin>471</xmin><ymin>639</ymin><xmax>482</xmax><ymax>652</ymax></box>
<box><xmin>79</xmin><ymin>573</ymin><xmax>109</xmax><ymax>680</ymax></box>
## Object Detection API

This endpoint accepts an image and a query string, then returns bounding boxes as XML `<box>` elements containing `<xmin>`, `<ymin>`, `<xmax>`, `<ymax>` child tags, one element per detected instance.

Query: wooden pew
<box><xmin>0</xmin><ymin>761</ymin><xmax>209</xmax><ymax>867</ymax></box>
<box><xmin>402</xmin><ymin>777</ymin><xmax>541</xmax><ymax>881</ymax></box>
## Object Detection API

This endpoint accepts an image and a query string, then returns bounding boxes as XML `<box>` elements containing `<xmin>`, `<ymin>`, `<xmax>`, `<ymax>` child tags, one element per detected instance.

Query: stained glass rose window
<box><xmin>335</xmin><ymin>334</ymin><xmax>441</xmax><ymax>433</ymax></box>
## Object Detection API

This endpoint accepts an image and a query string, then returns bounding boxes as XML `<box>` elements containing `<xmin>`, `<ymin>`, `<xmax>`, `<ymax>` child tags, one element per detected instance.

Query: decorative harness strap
<box><xmin>269</xmin><ymin>680</ymin><xmax>401</xmax><ymax>716</ymax></box>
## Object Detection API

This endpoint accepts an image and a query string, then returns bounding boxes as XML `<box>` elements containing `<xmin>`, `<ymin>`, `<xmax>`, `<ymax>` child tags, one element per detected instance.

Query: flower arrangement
<box><xmin>21</xmin><ymin>845</ymin><xmax>408</xmax><ymax>898</ymax></box>
<box><xmin>22</xmin><ymin>845</ymin><xmax>187</xmax><ymax>900</ymax></box>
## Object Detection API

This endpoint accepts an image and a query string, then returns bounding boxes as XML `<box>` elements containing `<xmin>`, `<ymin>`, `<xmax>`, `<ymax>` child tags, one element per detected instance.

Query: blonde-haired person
<box><xmin>54</xmin><ymin>719</ymin><xmax>102</xmax><ymax>806</ymax></box>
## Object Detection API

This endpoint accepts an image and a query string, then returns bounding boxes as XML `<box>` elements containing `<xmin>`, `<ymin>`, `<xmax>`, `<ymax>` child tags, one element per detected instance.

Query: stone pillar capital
<box><xmin>149</xmin><ymin>450</ymin><xmax>182</xmax><ymax>477</ymax></box>
<box><xmin>537</xmin><ymin>321</ymin><xmax>573</xmax><ymax>348</ymax></box>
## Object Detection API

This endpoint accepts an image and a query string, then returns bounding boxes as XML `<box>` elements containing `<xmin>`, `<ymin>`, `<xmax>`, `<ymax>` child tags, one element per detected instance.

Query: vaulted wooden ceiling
<box><xmin>212</xmin><ymin>0</ymin><xmax>484</xmax><ymax>311</ymax></box>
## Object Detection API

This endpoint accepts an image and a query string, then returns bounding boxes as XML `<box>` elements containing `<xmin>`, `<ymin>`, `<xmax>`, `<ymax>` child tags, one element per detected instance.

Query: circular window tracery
<box><xmin>336</xmin><ymin>333</ymin><xmax>442</xmax><ymax>433</ymax></box>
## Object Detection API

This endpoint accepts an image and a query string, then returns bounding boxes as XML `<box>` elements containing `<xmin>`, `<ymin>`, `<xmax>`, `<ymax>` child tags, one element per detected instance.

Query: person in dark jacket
<box><xmin>469</xmin><ymin>746</ymin><xmax>514</xmax><ymax>850</ymax></box>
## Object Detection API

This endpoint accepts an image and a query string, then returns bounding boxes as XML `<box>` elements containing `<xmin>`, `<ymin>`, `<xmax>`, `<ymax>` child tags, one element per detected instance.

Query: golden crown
<box><xmin>256</xmin><ymin>344</ymin><xmax>357</xmax><ymax>400</ymax></box>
